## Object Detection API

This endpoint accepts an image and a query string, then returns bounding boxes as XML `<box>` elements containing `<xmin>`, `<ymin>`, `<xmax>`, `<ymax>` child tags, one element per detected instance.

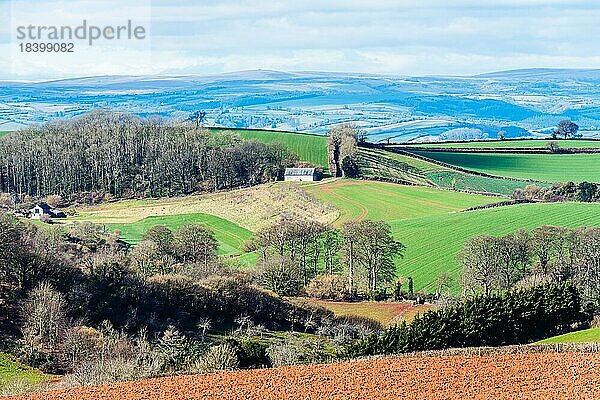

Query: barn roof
<box><xmin>284</xmin><ymin>167</ymin><xmax>316</xmax><ymax>176</ymax></box>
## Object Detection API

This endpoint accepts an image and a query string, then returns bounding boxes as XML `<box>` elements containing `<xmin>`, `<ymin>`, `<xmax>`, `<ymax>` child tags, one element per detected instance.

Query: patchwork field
<box><xmin>106</xmin><ymin>213</ymin><xmax>251</xmax><ymax>256</ymax></box>
<box><xmin>213</xmin><ymin>128</ymin><xmax>329</xmax><ymax>170</ymax></box>
<box><xmin>407</xmin><ymin>150</ymin><xmax>600</xmax><ymax>182</ymax></box>
<box><xmin>402</xmin><ymin>139</ymin><xmax>600</xmax><ymax>149</ymax></box>
<box><xmin>304</xmin><ymin>179</ymin><xmax>499</xmax><ymax>225</ymax></box>
<box><xmin>426</xmin><ymin>170</ymin><xmax>545</xmax><ymax>194</ymax></box>
<box><xmin>11</xmin><ymin>351</ymin><xmax>600</xmax><ymax>400</ymax></box>
<box><xmin>537</xmin><ymin>328</ymin><xmax>600</xmax><ymax>344</ymax></box>
<box><xmin>392</xmin><ymin>202</ymin><xmax>600</xmax><ymax>293</ymax></box>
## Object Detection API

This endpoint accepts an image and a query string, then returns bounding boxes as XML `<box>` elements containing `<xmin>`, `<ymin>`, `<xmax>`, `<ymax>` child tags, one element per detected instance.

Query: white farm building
<box><xmin>284</xmin><ymin>167</ymin><xmax>319</xmax><ymax>182</ymax></box>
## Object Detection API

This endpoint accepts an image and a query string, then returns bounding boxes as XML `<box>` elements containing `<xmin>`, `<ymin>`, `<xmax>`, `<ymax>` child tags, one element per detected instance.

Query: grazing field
<box><xmin>296</xmin><ymin>299</ymin><xmax>432</xmax><ymax>326</ymax></box>
<box><xmin>0</xmin><ymin>131</ymin><xmax>11</xmax><ymax>138</ymax></box>
<box><xmin>304</xmin><ymin>179</ymin><xmax>499</xmax><ymax>225</ymax></box>
<box><xmin>537</xmin><ymin>328</ymin><xmax>600</xmax><ymax>344</ymax></box>
<box><xmin>402</xmin><ymin>139</ymin><xmax>600</xmax><ymax>149</ymax></box>
<box><xmin>407</xmin><ymin>150</ymin><xmax>600</xmax><ymax>182</ymax></box>
<box><xmin>106</xmin><ymin>213</ymin><xmax>251</xmax><ymax>256</ymax></box>
<box><xmin>213</xmin><ymin>128</ymin><xmax>329</xmax><ymax>170</ymax></box>
<box><xmin>12</xmin><ymin>352</ymin><xmax>600</xmax><ymax>400</ymax></box>
<box><xmin>0</xmin><ymin>353</ymin><xmax>48</xmax><ymax>388</ymax></box>
<box><xmin>391</xmin><ymin>202</ymin><xmax>600</xmax><ymax>293</ymax></box>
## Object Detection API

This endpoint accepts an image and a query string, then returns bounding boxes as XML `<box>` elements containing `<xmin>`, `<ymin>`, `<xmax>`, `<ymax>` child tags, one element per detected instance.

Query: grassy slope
<box><xmin>212</xmin><ymin>128</ymin><xmax>329</xmax><ymax>170</ymax></box>
<box><xmin>537</xmin><ymin>328</ymin><xmax>600</xmax><ymax>344</ymax></box>
<box><xmin>403</xmin><ymin>139</ymin><xmax>600</xmax><ymax>149</ymax></box>
<box><xmin>392</xmin><ymin>202</ymin><xmax>600</xmax><ymax>293</ymax></box>
<box><xmin>106</xmin><ymin>213</ymin><xmax>252</xmax><ymax>256</ymax></box>
<box><xmin>426</xmin><ymin>171</ymin><xmax>548</xmax><ymax>194</ymax></box>
<box><xmin>0</xmin><ymin>353</ymin><xmax>48</xmax><ymax>386</ymax></box>
<box><xmin>304</xmin><ymin>179</ymin><xmax>499</xmax><ymax>226</ymax></box>
<box><xmin>407</xmin><ymin>150</ymin><xmax>600</xmax><ymax>182</ymax></box>
<box><xmin>0</xmin><ymin>131</ymin><xmax>11</xmax><ymax>138</ymax></box>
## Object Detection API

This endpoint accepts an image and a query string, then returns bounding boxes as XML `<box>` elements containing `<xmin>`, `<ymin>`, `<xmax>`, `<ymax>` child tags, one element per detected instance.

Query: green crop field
<box><xmin>407</xmin><ymin>150</ymin><xmax>600</xmax><ymax>182</ymax></box>
<box><xmin>537</xmin><ymin>328</ymin><xmax>600</xmax><ymax>344</ymax></box>
<box><xmin>402</xmin><ymin>139</ymin><xmax>600</xmax><ymax>149</ymax></box>
<box><xmin>390</xmin><ymin>202</ymin><xmax>600</xmax><ymax>293</ymax></box>
<box><xmin>212</xmin><ymin>128</ymin><xmax>328</xmax><ymax>170</ymax></box>
<box><xmin>426</xmin><ymin>171</ymin><xmax>547</xmax><ymax>195</ymax></box>
<box><xmin>0</xmin><ymin>353</ymin><xmax>48</xmax><ymax>388</ymax></box>
<box><xmin>304</xmin><ymin>179</ymin><xmax>499</xmax><ymax>225</ymax></box>
<box><xmin>105</xmin><ymin>213</ymin><xmax>252</xmax><ymax>256</ymax></box>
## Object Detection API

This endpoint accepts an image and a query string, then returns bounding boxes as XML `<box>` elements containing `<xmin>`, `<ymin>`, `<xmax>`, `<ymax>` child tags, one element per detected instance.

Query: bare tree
<box><xmin>327</xmin><ymin>124</ymin><xmax>359</xmax><ymax>177</ymax></box>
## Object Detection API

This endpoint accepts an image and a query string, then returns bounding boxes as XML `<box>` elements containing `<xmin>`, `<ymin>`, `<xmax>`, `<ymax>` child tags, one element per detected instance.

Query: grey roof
<box><xmin>284</xmin><ymin>167</ymin><xmax>316</xmax><ymax>176</ymax></box>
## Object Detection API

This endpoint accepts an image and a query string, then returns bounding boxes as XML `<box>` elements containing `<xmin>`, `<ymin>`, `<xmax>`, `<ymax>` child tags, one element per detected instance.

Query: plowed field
<box><xmin>10</xmin><ymin>352</ymin><xmax>600</xmax><ymax>400</ymax></box>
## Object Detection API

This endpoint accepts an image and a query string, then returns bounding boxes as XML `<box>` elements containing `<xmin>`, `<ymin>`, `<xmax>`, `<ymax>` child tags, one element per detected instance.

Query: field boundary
<box><xmin>352</xmin><ymin>342</ymin><xmax>600</xmax><ymax>363</ymax></box>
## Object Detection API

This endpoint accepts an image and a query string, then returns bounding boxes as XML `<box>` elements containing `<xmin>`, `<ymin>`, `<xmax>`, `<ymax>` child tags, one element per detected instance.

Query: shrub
<box><xmin>305</xmin><ymin>275</ymin><xmax>351</xmax><ymax>301</ymax></box>
<box><xmin>195</xmin><ymin>343</ymin><xmax>239</xmax><ymax>373</ymax></box>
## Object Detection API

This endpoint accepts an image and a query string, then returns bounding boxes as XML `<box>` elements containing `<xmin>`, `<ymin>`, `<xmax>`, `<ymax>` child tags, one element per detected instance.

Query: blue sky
<box><xmin>1</xmin><ymin>0</ymin><xmax>600</xmax><ymax>79</ymax></box>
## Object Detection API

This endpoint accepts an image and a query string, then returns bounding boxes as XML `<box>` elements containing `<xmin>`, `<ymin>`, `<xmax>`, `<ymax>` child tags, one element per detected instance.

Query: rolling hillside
<box><xmin>106</xmin><ymin>213</ymin><xmax>251</xmax><ymax>256</ymax></box>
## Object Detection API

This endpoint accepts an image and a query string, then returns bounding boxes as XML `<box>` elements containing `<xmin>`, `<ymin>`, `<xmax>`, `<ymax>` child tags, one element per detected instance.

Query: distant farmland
<box><xmin>407</xmin><ymin>150</ymin><xmax>600</xmax><ymax>182</ymax></box>
<box><xmin>212</xmin><ymin>128</ymin><xmax>329</xmax><ymax>170</ymax></box>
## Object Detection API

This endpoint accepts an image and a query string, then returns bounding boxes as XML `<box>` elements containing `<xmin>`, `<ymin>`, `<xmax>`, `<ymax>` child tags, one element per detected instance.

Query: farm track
<box><xmin>10</xmin><ymin>351</ymin><xmax>600</xmax><ymax>400</ymax></box>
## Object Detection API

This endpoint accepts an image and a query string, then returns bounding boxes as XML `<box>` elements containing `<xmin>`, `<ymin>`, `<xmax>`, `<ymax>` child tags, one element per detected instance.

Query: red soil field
<box><xmin>10</xmin><ymin>352</ymin><xmax>600</xmax><ymax>400</ymax></box>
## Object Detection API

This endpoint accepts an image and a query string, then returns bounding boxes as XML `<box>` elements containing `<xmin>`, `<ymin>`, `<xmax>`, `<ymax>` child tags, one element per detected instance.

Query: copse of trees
<box><xmin>248</xmin><ymin>216</ymin><xmax>404</xmax><ymax>297</ymax></box>
<box><xmin>459</xmin><ymin>226</ymin><xmax>600</xmax><ymax>311</ymax></box>
<box><xmin>0</xmin><ymin>111</ymin><xmax>297</xmax><ymax>199</ymax></box>
<box><xmin>344</xmin><ymin>282</ymin><xmax>586</xmax><ymax>358</ymax></box>
<box><xmin>327</xmin><ymin>124</ymin><xmax>361</xmax><ymax>178</ymax></box>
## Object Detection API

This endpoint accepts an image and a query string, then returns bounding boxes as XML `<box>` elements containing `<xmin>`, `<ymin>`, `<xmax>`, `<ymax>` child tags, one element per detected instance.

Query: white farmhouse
<box><xmin>284</xmin><ymin>167</ymin><xmax>318</xmax><ymax>182</ymax></box>
<box><xmin>29</xmin><ymin>203</ymin><xmax>66</xmax><ymax>220</ymax></box>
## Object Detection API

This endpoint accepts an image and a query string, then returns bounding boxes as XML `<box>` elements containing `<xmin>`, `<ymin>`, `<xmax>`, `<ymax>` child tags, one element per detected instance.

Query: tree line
<box><xmin>513</xmin><ymin>181</ymin><xmax>600</xmax><ymax>203</ymax></box>
<box><xmin>459</xmin><ymin>226</ymin><xmax>600</xmax><ymax>312</ymax></box>
<box><xmin>0</xmin><ymin>111</ymin><xmax>297</xmax><ymax>199</ymax></box>
<box><xmin>246</xmin><ymin>216</ymin><xmax>404</xmax><ymax>298</ymax></box>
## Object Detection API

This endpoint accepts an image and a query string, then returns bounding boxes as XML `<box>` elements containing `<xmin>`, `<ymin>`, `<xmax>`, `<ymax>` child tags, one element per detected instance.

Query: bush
<box><xmin>224</xmin><ymin>338</ymin><xmax>271</xmax><ymax>369</ymax></box>
<box><xmin>305</xmin><ymin>275</ymin><xmax>351</xmax><ymax>301</ymax></box>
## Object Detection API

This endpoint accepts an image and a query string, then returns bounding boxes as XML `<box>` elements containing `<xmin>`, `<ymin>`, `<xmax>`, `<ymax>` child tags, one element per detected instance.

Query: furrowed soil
<box><xmin>10</xmin><ymin>352</ymin><xmax>600</xmax><ymax>400</ymax></box>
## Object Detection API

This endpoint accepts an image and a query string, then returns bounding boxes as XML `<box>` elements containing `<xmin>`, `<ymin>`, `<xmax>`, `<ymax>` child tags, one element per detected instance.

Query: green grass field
<box><xmin>407</xmin><ymin>150</ymin><xmax>600</xmax><ymax>182</ymax></box>
<box><xmin>105</xmin><ymin>213</ymin><xmax>252</xmax><ymax>256</ymax></box>
<box><xmin>0</xmin><ymin>353</ymin><xmax>48</xmax><ymax>387</ymax></box>
<box><xmin>402</xmin><ymin>139</ymin><xmax>600</xmax><ymax>149</ymax></box>
<box><xmin>305</xmin><ymin>180</ymin><xmax>499</xmax><ymax>225</ymax></box>
<box><xmin>390</xmin><ymin>202</ymin><xmax>600</xmax><ymax>293</ymax></box>
<box><xmin>0</xmin><ymin>131</ymin><xmax>12</xmax><ymax>138</ymax></box>
<box><xmin>537</xmin><ymin>328</ymin><xmax>600</xmax><ymax>344</ymax></box>
<box><xmin>212</xmin><ymin>128</ymin><xmax>329</xmax><ymax>170</ymax></box>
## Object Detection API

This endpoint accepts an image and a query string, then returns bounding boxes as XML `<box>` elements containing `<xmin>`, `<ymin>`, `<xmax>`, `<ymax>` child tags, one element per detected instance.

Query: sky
<box><xmin>1</xmin><ymin>0</ymin><xmax>600</xmax><ymax>79</ymax></box>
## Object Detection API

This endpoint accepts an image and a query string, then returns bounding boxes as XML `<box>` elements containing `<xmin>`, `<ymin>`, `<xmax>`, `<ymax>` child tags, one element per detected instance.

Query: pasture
<box><xmin>304</xmin><ymin>179</ymin><xmax>499</xmax><ymax>225</ymax></box>
<box><xmin>537</xmin><ymin>328</ymin><xmax>600</xmax><ymax>344</ymax></box>
<box><xmin>426</xmin><ymin>170</ymin><xmax>547</xmax><ymax>195</ymax></box>
<box><xmin>212</xmin><ymin>128</ymin><xmax>329</xmax><ymax>170</ymax></box>
<box><xmin>106</xmin><ymin>213</ymin><xmax>251</xmax><ymax>256</ymax></box>
<box><xmin>407</xmin><ymin>150</ymin><xmax>600</xmax><ymax>182</ymax></box>
<box><xmin>391</xmin><ymin>202</ymin><xmax>600</xmax><ymax>293</ymax></box>
<box><xmin>402</xmin><ymin>139</ymin><xmax>600</xmax><ymax>149</ymax></box>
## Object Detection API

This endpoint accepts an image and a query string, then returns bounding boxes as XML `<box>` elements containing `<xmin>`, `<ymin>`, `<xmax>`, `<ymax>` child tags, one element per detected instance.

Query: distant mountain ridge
<box><xmin>1</xmin><ymin>68</ymin><xmax>599</xmax><ymax>143</ymax></box>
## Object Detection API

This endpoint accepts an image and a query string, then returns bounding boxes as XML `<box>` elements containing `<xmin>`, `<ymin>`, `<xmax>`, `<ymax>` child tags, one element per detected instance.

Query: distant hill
<box><xmin>2</xmin><ymin>68</ymin><xmax>600</xmax><ymax>143</ymax></box>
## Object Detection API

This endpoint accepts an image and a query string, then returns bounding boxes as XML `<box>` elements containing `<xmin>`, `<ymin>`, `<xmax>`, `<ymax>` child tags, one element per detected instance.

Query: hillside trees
<box><xmin>0</xmin><ymin>111</ymin><xmax>297</xmax><ymax>198</ymax></box>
